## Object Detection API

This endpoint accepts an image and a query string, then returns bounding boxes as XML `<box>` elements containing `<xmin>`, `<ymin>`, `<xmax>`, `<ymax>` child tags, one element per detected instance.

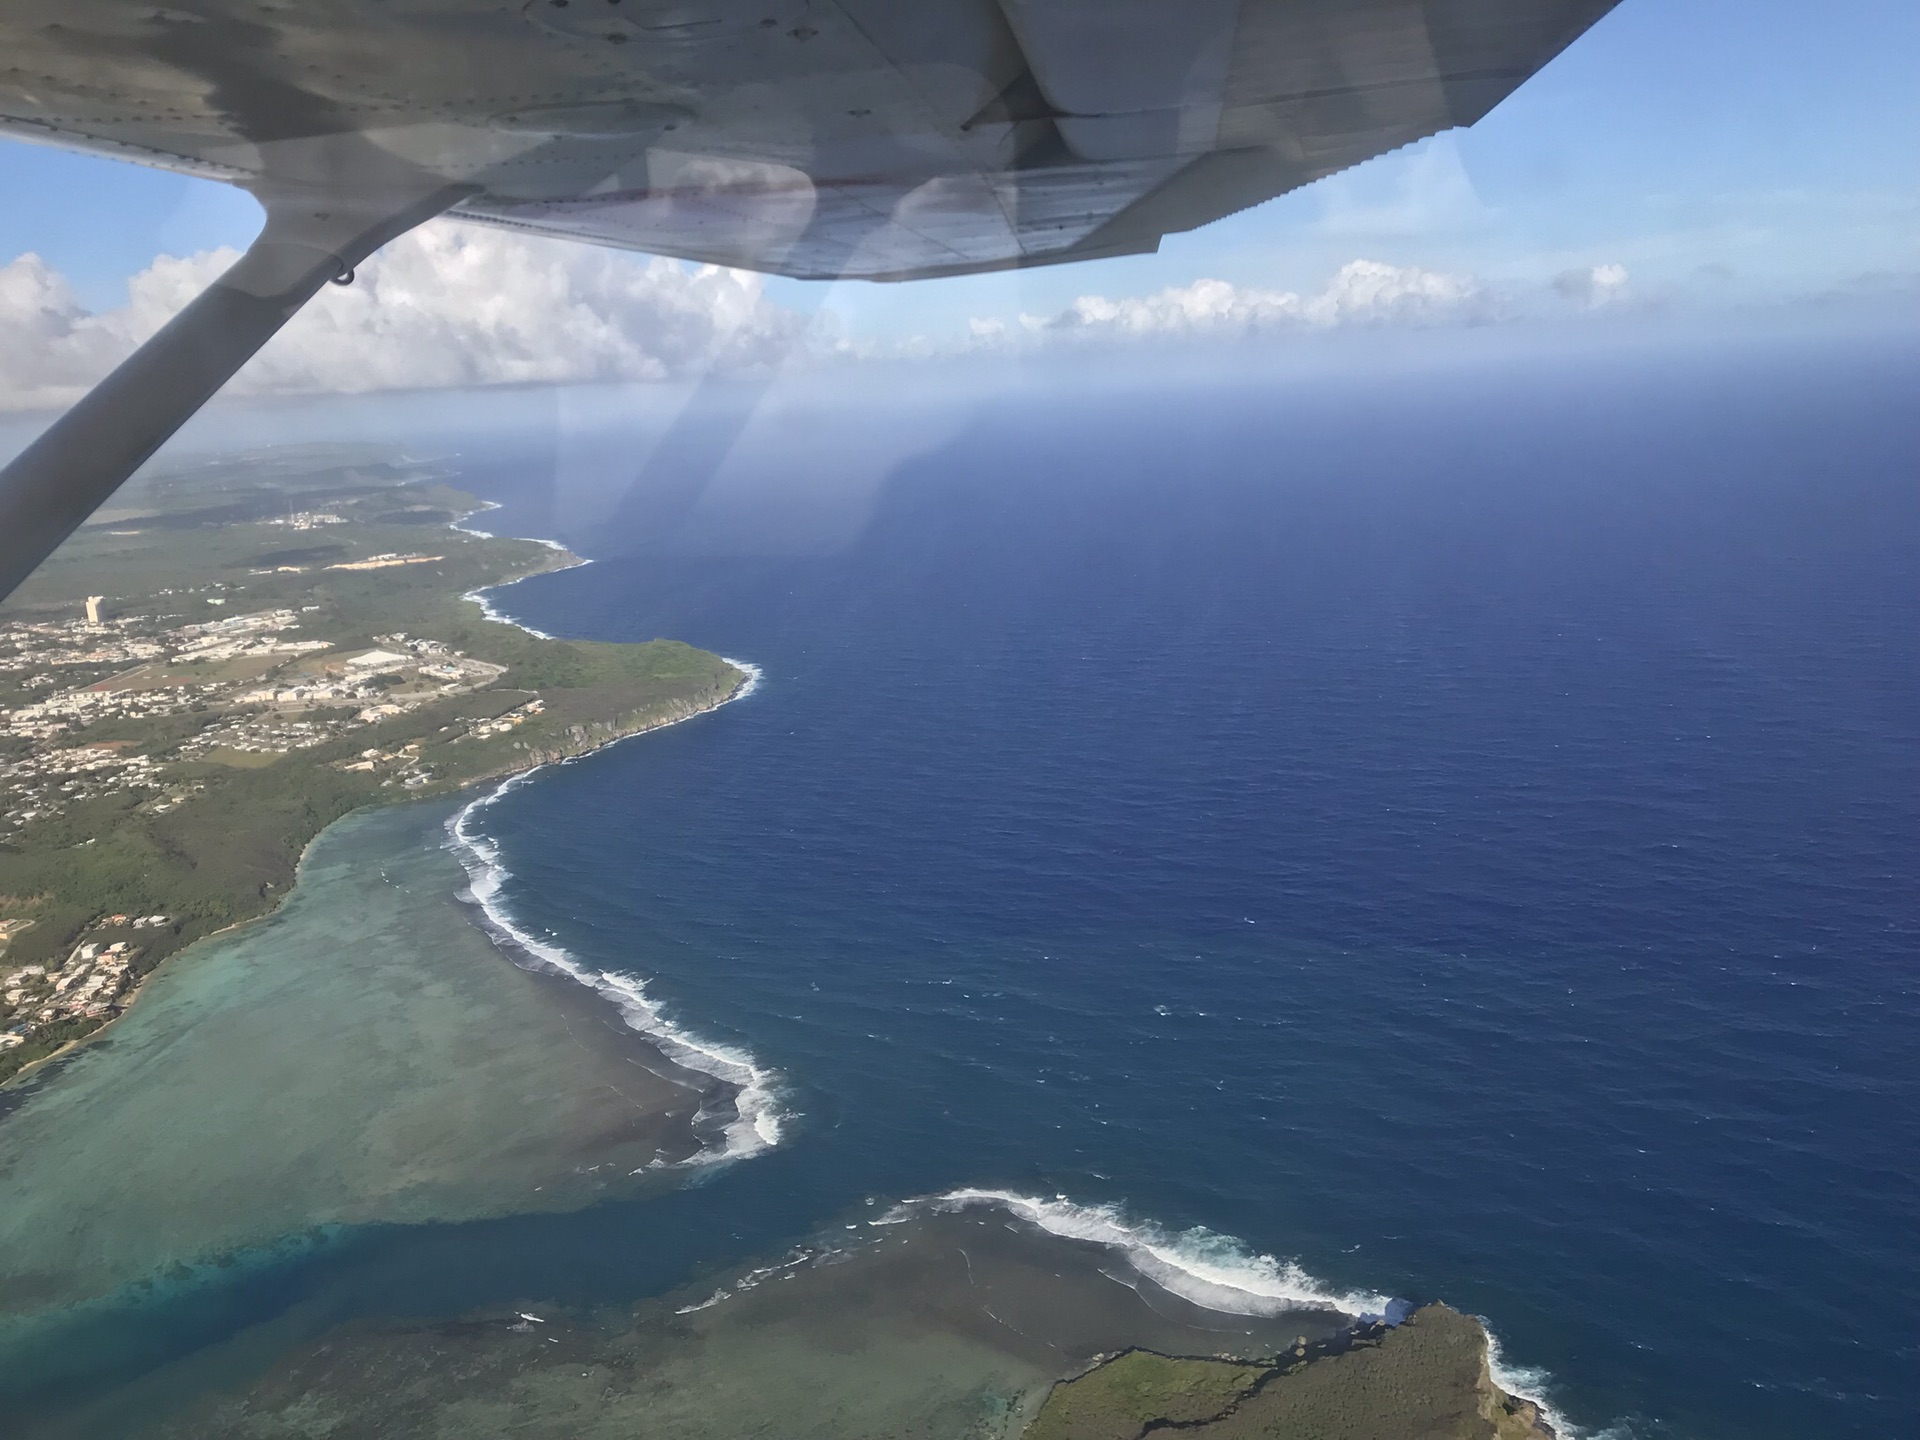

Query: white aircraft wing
<box><xmin>1</xmin><ymin>0</ymin><xmax>1617</xmax><ymax>281</ymax></box>
<box><xmin>0</xmin><ymin>0</ymin><xmax>1619</xmax><ymax>596</ymax></box>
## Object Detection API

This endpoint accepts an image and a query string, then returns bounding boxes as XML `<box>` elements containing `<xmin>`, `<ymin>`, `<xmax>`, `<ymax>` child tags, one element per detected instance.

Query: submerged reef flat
<box><xmin>0</xmin><ymin>798</ymin><xmax>714</xmax><ymax>1335</ymax></box>
<box><xmin>123</xmin><ymin>1206</ymin><xmax>1360</xmax><ymax>1440</ymax></box>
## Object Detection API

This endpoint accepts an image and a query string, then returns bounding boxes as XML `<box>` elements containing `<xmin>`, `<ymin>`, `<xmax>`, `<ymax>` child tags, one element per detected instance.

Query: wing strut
<box><xmin>0</xmin><ymin>185</ymin><xmax>469</xmax><ymax>602</ymax></box>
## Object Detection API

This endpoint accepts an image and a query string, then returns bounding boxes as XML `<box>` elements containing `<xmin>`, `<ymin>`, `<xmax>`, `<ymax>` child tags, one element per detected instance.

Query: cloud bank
<box><xmin>0</xmin><ymin>222</ymin><xmax>806</xmax><ymax>412</ymax></box>
<box><xmin>1032</xmin><ymin>260</ymin><xmax>1492</xmax><ymax>340</ymax></box>
<box><xmin>0</xmin><ymin>230</ymin><xmax>1648</xmax><ymax>412</ymax></box>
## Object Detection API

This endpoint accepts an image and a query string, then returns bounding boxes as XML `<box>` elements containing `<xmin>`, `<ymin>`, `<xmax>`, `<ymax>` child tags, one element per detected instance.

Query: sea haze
<box><xmin>458</xmin><ymin>331</ymin><xmax>1918</xmax><ymax>1440</ymax></box>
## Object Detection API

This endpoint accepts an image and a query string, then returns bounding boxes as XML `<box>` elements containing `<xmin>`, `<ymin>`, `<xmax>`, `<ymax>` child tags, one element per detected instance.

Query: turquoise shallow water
<box><xmin>6</xmin><ymin>333</ymin><xmax>1918</xmax><ymax>1439</ymax></box>
<box><xmin>0</xmin><ymin>797</ymin><xmax>703</xmax><ymax>1397</ymax></box>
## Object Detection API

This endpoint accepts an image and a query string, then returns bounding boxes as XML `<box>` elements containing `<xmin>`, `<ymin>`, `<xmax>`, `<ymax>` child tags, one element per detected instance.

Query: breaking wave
<box><xmin>894</xmin><ymin>1189</ymin><xmax>1582</xmax><ymax>1434</ymax></box>
<box><xmin>449</xmin><ymin>500</ymin><xmax>503</xmax><ymax>540</ymax></box>
<box><xmin>445</xmin><ymin>661</ymin><xmax>781</xmax><ymax>1165</ymax></box>
<box><xmin>1484</xmin><ymin>1324</ymin><xmax>1611</xmax><ymax>1440</ymax></box>
<box><xmin>455</xmin><ymin>505</ymin><xmax>590</xmax><ymax>639</ymax></box>
<box><xmin>900</xmin><ymin>1188</ymin><xmax>1395</xmax><ymax>1320</ymax></box>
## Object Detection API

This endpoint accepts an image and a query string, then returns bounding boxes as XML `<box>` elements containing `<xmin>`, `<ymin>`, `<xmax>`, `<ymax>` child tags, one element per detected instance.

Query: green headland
<box><xmin>1025</xmin><ymin>1305</ymin><xmax>1555</xmax><ymax>1440</ymax></box>
<box><xmin>0</xmin><ymin>443</ymin><xmax>747</xmax><ymax>1083</ymax></box>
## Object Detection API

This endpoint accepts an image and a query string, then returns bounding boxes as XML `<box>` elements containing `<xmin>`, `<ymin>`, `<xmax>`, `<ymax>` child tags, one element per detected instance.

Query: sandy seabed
<box><xmin>0</xmin><ymin>796</ymin><xmax>711</xmax><ymax>1332</ymax></box>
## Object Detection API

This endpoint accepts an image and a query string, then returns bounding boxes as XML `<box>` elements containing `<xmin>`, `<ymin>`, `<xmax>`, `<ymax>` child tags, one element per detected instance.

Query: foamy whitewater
<box><xmin>456</xmin><ymin>503</ymin><xmax>589</xmax><ymax>640</ymax></box>
<box><xmin>1484</xmin><ymin>1325</ymin><xmax>1591</xmax><ymax>1440</ymax></box>
<box><xmin>907</xmin><ymin>1189</ymin><xmax>1395</xmax><ymax>1320</ymax></box>
<box><xmin>442</xmin><ymin>513</ymin><xmax>781</xmax><ymax>1161</ymax></box>
<box><xmin>443</xmin><ymin>641</ymin><xmax>778</xmax><ymax>1165</ymax></box>
<box><xmin>660</xmin><ymin>1184</ymin><xmax>1573</xmax><ymax>1430</ymax></box>
<box><xmin>879</xmin><ymin>1190</ymin><xmax>1579</xmax><ymax>1435</ymax></box>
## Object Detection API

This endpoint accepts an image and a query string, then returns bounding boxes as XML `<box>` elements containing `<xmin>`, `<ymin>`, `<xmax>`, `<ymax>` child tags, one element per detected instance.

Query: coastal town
<box><xmin>0</xmin><ymin>599</ymin><xmax>530</xmax><ymax>1055</ymax></box>
<box><xmin>0</xmin><ymin>914</ymin><xmax>168</xmax><ymax>1053</ymax></box>
<box><xmin>3</xmin><ymin>603</ymin><xmax>515</xmax><ymax>831</ymax></box>
<box><xmin>0</xmin><ymin>449</ymin><xmax>748</xmax><ymax>1083</ymax></box>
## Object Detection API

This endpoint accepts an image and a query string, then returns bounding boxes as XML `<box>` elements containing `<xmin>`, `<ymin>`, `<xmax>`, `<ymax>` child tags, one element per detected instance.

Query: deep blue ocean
<box><xmin>31</xmin><ymin>328</ymin><xmax>1914</xmax><ymax>1437</ymax></box>
<box><xmin>447</xmin><ymin>331</ymin><xmax>1918</xmax><ymax>1440</ymax></box>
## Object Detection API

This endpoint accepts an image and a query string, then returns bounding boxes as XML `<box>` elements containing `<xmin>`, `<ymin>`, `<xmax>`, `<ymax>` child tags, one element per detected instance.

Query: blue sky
<box><xmin>0</xmin><ymin>0</ymin><xmax>1914</xmax><ymax>352</ymax></box>
<box><xmin>809</xmin><ymin>0</ymin><xmax>1920</xmax><ymax>339</ymax></box>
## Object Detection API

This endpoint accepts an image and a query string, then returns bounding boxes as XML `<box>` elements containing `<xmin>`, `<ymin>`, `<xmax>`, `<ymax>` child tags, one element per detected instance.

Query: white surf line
<box><xmin>900</xmin><ymin>1188</ymin><xmax>1590</xmax><ymax>1436</ymax></box>
<box><xmin>671</xmin><ymin>1248</ymin><xmax>824</xmax><ymax>1315</ymax></box>
<box><xmin>903</xmin><ymin>1188</ymin><xmax>1394</xmax><ymax>1320</ymax></box>
<box><xmin>452</xmin><ymin>504</ymin><xmax>591</xmax><ymax>639</ymax></box>
<box><xmin>442</xmin><ymin>503</ymin><xmax>778</xmax><ymax>1163</ymax></box>
<box><xmin>449</xmin><ymin>499</ymin><xmax>503</xmax><ymax>539</ymax></box>
<box><xmin>445</xmin><ymin>660</ymin><xmax>778</xmax><ymax>1167</ymax></box>
<box><xmin>1482</xmin><ymin>1324</ymin><xmax>1598</xmax><ymax>1440</ymax></box>
<box><xmin>717</xmin><ymin>657</ymin><xmax>763</xmax><ymax>700</ymax></box>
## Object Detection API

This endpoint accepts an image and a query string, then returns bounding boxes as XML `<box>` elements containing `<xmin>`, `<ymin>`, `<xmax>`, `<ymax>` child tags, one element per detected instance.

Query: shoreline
<box><xmin>444</xmin><ymin>667</ymin><xmax>783</xmax><ymax>1167</ymax></box>
<box><xmin>5</xmin><ymin>495</ymin><xmax>1578</xmax><ymax>1438</ymax></box>
<box><xmin>913</xmin><ymin>1189</ymin><xmax>1575</xmax><ymax>1438</ymax></box>
<box><xmin>1</xmin><ymin>506</ymin><xmax>756</xmax><ymax>1103</ymax></box>
<box><xmin>668</xmin><ymin>1187</ymin><xmax>1572</xmax><ymax>1439</ymax></box>
<box><xmin>118</xmin><ymin>1188</ymin><xmax>1559</xmax><ymax>1440</ymax></box>
<box><xmin>445</xmin><ymin>512</ymin><xmax>784</xmax><ymax>1162</ymax></box>
<box><xmin>454</xmin><ymin>500</ymin><xmax>591</xmax><ymax>639</ymax></box>
<box><xmin>0</xmin><ymin>674</ymin><xmax>746</xmax><ymax>1094</ymax></box>
<box><xmin>0</xmin><ymin>793</ymin><xmax>734</xmax><ymax>1350</ymax></box>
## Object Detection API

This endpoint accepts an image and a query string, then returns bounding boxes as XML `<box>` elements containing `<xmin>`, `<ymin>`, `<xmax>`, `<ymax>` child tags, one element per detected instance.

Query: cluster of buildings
<box><xmin>459</xmin><ymin>695</ymin><xmax>547</xmax><ymax>740</ymax></box>
<box><xmin>1</xmin><ymin>603</ymin><xmax>509</xmax><ymax>827</ymax></box>
<box><xmin>324</xmin><ymin>552</ymin><xmax>444</xmax><ymax>572</ymax></box>
<box><xmin>0</xmin><ymin>577</ymin><xmax>544</xmax><ymax>1062</ymax></box>
<box><xmin>227</xmin><ymin>637</ymin><xmax>502</xmax><ymax>716</ymax></box>
<box><xmin>4</xmin><ymin>679</ymin><xmax>210</xmax><ymax>743</ymax></box>
<box><xmin>2</xmin><ymin>741</ymin><xmax>164</xmax><ymax>831</ymax></box>
<box><xmin>0</xmin><ymin>918</ymin><xmax>165</xmax><ymax>1051</ymax></box>
<box><xmin>0</xmin><ymin>615</ymin><xmax>169</xmax><ymax>698</ymax></box>
<box><xmin>336</xmin><ymin>740</ymin><xmax>438</xmax><ymax>788</ymax></box>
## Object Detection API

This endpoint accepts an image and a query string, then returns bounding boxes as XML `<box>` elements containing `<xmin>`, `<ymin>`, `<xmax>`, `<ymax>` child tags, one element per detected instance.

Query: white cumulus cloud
<box><xmin>1023</xmin><ymin>260</ymin><xmax>1488</xmax><ymax>343</ymax></box>
<box><xmin>0</xmin><ymin>222</ymin><xmax>808</xmax><ymax>413</ymax></box>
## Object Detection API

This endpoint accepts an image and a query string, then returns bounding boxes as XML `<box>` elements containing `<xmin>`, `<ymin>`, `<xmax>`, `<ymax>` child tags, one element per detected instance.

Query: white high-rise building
<box><xmin>84</xmin><ymin>595</ymin><xmax>104</xmax><ymax>625</ymax></box>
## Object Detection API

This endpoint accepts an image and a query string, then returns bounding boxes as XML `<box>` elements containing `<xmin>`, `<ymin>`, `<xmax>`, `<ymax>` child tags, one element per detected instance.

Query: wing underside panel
<box><xmin>0</xmin><ymin>0</ymin><xmax>1620</xmax><ymax>281</ymax></box>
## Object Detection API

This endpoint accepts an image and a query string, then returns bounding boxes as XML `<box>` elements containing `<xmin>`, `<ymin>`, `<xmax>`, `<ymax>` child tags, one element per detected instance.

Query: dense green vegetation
<box><xmin>1022</xmin><ymin>1307</ymin><xmax>1552</xmax><ymax>1440</ymax></box>
<box><xmin>1027</xmin><ymin>1352</ymin><xmax>1267</xmax><ymax>1440</ymax></box>
<box><xmin>0</xmin><ymin>447</ymin><xmax>746</xmax><ymax>1084</ymax></box>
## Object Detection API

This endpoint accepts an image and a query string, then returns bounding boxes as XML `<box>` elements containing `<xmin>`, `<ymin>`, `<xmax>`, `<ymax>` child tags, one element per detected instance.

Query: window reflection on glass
<box><xmin>0</xmin><ymin>5</ymin><xmax>1914</xmax><ymax>1440</ymax></box>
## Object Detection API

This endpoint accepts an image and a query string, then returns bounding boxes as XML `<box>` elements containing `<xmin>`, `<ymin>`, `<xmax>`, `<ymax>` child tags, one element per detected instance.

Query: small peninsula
<box><xmin>0</xmin><ymin>443</ymin><xmax>748</xmax><ymax>1084</ymax></box>
<box><xmin>1025</xmin><ymin>1305</ymin><xmax>1555</xmax><ymax>1440</ymax></box>
<box><xmin>120</xmin><ymin>1203</ymin><xmax>1555</xmax><ymax>1440</ymax></box>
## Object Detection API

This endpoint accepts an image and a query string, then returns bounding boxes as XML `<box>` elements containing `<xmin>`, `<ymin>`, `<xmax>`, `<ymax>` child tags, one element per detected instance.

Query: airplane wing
<box><xmin>0</xmin><ymin>0</ymin><xmax>1619</xmax><ymax>598</ymax></box>
<box><xmin>0</xmin><ymin>0</ymin><xmax>1617</xmax><ymax>282</ymax></box>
